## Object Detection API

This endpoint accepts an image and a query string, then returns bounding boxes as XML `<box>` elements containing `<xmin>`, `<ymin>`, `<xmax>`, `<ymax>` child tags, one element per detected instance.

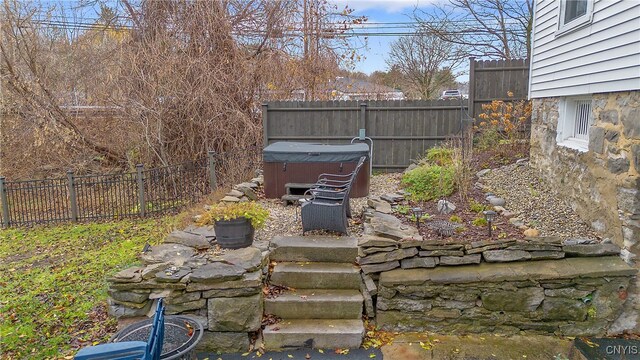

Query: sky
<box><xmin>329</xmin><ymin>0</ymin><xmax>435</xmax><ymax>75</ymax></box>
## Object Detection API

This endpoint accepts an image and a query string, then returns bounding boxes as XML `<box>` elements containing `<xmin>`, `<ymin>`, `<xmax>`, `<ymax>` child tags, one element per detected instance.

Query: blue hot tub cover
<box><xmin>263</xmin><ymin>142</ymin><xmax>369</xmax><ymax>163</ymax></box>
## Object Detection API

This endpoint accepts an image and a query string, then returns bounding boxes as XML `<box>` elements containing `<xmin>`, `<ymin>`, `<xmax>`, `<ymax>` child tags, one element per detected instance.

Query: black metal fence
<box><xmin>0</xmin><ymin>147</ymin><xmax>263</xmax><ymax>227</ymax></box>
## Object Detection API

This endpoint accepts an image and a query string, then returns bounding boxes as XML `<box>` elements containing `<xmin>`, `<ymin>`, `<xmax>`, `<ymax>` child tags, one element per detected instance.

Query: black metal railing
<box><xmin>0</xmin><ymin>147</ymin><xmax>263</xmax><ymax>227</ymax></box>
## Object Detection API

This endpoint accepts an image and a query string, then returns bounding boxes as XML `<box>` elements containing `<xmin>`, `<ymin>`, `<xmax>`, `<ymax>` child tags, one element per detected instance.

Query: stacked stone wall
<box><xmin>529</xmin><ymin>90</ymin><xmax>640</xmax><ymax>332</ymax></box>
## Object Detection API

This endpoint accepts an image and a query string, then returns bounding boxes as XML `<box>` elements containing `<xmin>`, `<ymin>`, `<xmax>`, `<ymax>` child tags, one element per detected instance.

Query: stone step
<box><xmin>263</xmin><ymin>319</ymin><xmax>364</xmax><ymax>350</ymax></box>
<box><xmin>270</xmin><ymin>262</ymin><xmax>361</xmax><ymax>289</ymax></box>
<box><xmin>270</xmin><ymin>236</ymin><xmax>358</xmax><ymax>263</ymax></box>
<box><xmin>265</xmin><ymin>289</ymin><xmax>363</xmax><ymax>319</ymax></box>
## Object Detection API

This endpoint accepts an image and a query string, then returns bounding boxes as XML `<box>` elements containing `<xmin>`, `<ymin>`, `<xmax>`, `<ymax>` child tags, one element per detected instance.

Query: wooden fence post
<box><xmin>136</xmin><ymin>164</ymin><xmax>146</xmax><ymax>217</ymax></box>
<box><xmin>0</xmin><ymin>177</ymin><xmax>10</xmax><ymax>227</ymax></box>
<box><xmin>262</xmin><ymin>103</ymin><xmax>269</xmax><ymax>146</ymax></box>
<box><xmin>67</xmin><ymin>171</ymin><xmax>78</xmax><ymax>222</ymax></box>
<box><xmin>468</xmin><ymin>56</ymin><xmax>476</xmax><ymax>120</ymax></box>
<box><xmin>208</xmin><ymin>151</ymin><xmax>217</xmax><ymax>192</ymax></box>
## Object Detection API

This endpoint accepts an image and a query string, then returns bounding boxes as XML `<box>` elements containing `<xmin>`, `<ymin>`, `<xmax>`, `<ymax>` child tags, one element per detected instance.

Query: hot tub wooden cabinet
<box><xmin>263</xmin><ymin>142</ymin><xmax>370</xmax><ymax>199</ymax></box>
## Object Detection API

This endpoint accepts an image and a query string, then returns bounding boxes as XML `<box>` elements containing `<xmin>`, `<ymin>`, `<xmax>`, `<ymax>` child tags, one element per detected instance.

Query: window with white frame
<box><xmin>557</xmin><ymin>96</ymin><xmax>593</xmax><ymax>151</ymax></box>
<box><xmin>557</xmin><ymin>0</ymin><xmax>594</xmax><ymax>34</ymax></box>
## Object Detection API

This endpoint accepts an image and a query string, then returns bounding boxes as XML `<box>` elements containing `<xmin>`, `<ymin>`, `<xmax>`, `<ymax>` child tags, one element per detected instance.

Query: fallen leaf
<box><xmin>369</xmin><ymin>354</ymin><xmax>376</xmax><ymax>358</ymax></box>
<box><xmin>287</xmin><ymin>355</ymin><xmax>293</xmax><ymax>358</ymax></box>
<box><xmin>318</xmin><ymin>349</ymin><xmax>324</xmax><ymax>354</ymax></box>
<box><xmin>305</xmin><ymin>353</ymin><xmax>311</xmax><ymax>359</ymax></box>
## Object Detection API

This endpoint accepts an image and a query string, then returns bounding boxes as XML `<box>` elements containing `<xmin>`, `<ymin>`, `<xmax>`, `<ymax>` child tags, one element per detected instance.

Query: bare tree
<box><xmin>386</xmin><ymin>29</ymin><xmax>463</xmax><ymax>99</ymax></box>
<box><xmin>415</xmin><ymin>0</ymin><xmax>533</xmax><ymax>59</ymax></box>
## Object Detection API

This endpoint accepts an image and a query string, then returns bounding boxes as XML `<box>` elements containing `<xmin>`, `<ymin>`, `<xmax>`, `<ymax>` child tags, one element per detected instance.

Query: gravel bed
<box><xmin>255</xmin><ymin>173</ymin><xmax>402</xmax><ymax>241</ymax></box>
<box><xmin>481</xmin><ymin>163</ymin><xmax>600</xmax><ymax>240</ymax></box>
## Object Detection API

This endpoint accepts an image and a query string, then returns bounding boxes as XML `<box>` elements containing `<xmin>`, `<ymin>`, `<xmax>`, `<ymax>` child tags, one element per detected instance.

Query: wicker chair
<box><xmin>306</xmin><ymin>156</ymin><xmax>366</xmax><ymax>218</ymax></box>
<box><xmin>301</xmin><ymin>156</ymin><xmax>366</xmax><ymax>234</ymax></box>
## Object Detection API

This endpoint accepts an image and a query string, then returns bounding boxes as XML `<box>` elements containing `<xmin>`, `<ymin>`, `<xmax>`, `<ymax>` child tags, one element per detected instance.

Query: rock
<box><xmin>439</xmin><ymin>254</ymin><xmax>481</xmax><ymax>265</ymax></box>
<box><xmin>369</xmin><ymin>217</ymin><xmax>420</xmax><ymax>240</ymax></box>
<box><xmin>110</xmin><ymin>267</ymin><xmax>143</xmax><ymax>283</ymax></box>
<box><xmin>509</xmin><ymin>218</ymin><xmax>525</xmax><ymax>227</ymax></box>
<box><xmin>165</xmin><ymin>291</ymin><xmax>201</xmax><ymax>305</ymax></box>
<box><xmin>220</xmin><ymin>196</ymin><xmax>240</xmax><ymax>202</ymax></box>
<box><xmin>251</xmin><ymin>176</ymin><xmax>264</xmax><ymax>185</ymax></box>
<box><xmin>235</xmin><ymin>185</ymin><xmax>258</xmax><ymax>200</ymax></box>
<box><xmin>529</xmin><ymin>251</ymin><xmax>565</xmax><ymax>260</ymax></box>
<box><xmin>226</xmin><ymin>189</ymin><xmax>244</xmax><ymax>197</ymax></box>
<box><xmin>381</xmin><ymin>193</ymin><xmax>404</xmax><ymax>203</ymax></box>
<box><xmin>621</xmin><ymin>106</ymin><xmax>640</xmax><ymax>138</ymax></box>
<box><xmin>562</xmin><ymin>238</ymin><xmax>598</xmax><ymax>246</ymax></box>
<box><xmin>476</xmin><ymin>169</ymin><xmax>491</xmax><ymax>177</ymax></box>
<box><xmin>359</xmin><ymin>247</ymin><xmax>418</xmax><ymax>265</ymax></box>
<box><xmin>190</xmin><ymin>262</ymin><xmax>246</xmax><ymax>283</ymax></box>
<box><xmin>236</xmin><ymin>181</ymin><xmax>258</xmax><ymax>189</ymax></box>
<box><xmin>202</xmin><ymin>287</ymin><xmax>261</xmax><ymax>298</ymax></box>
<box><xmin>544</xmin><ymin>288</ymin><xmax>593</xmax><ymax>299</ymax></box>
<box><xmin>196</xmin><ymin>331</ymin><xmax>250</xmax><ymax>353</ymax></box>
<box><xmin>182</xmin><ymin>225</ymin><xmax>216</xmax><ymax>240</ymax></box>
<box><xmin>360</xmin><ymin>261</ymin><xmax>400</xmax><ymax>274</ymax></box>
<box><xmin>165</xmin><ymin>230</ymin><xmax>211</xmax><ymax>250</ymax></box>
<box><xmin>401</xmin><ymin>257</ymin><xmax>438</xmax><ymax>269</ymax></box>
<box><xmin>589</xmin><ymin>126</ymin><xmax>605</xmax><ymax>153</ymax></box>
<box><xmin>214</xmin><ymin>247</ymin><xmax>262</xmax><ymax>271</ymax></box>
<box><xmin>108</xmin><ymin>290</ymin><xmax>149</xmax><ymax>304</ymax></box>
<box><xmin>367</xmin><ymin>197</ymin><xmax>393</xmax><ymax>214</ymax></box>
<box><xmin>524</xmin><ymin>228</ymin><xmax>540</xmax><ymax>237</ymax></box>
<box><xmin>139</xmin><ymin>244</ymin><xmax>196</xmax><ymax>265</ymax></box>
<box><xmin>563</xmin><ymin>243</ymin><xmax>621</xmax><ymax>256</ymax></box>
<box><xmin>155</xmin><ymin>266</ymin><xmax>191</xmax><ymax>283</ymax></box>
<box><xmin>165</xmin><ymin>299</ymin><xmax>207</xmax><ymax>314</ymax></box>
<box><xmin>436</xmin><ymin>200</ymin><xmax>456</xmax><ymax>214</ymax></box>
<box><xmin>607</xmin><ymin>157</ymin><xmax>630</xmax><ymax>174</ymax></box>
<box><xmin>398</xmin><ymin>238</ymin><xmax>424</xmax><ymax>248</ymax></box>
<box><xmin>187</xmin><ymin>270</ymin><xmax>262</xmax><ymax>292</ymax></box>
<box><xmin>361</xmin><ymin>246</ymin><xmax>397</xmax><ymax>255</ymax></box>
<box><xmin>488</xmin><ymin>197</ymin><xmax>506</xmax><ymax>207</ymax></box>
<box><xmin>482</xmin><ymin>287</ymin><xmax>544</xmax><ymax>312</ymax></box>
<box><xmin>360</xmin><ymin>280</ymin><xmax>376</xmax><ymax>318</ymax></box>
<box><xmin>516</xmin><ymin>158</ymin><xmax>529</xmax><ymax>165</ymax></box>
<box><xmin>378</xmin><ymin>297</ymin><xmax>433</xmax><ymax>312</ymax></box>
<box><xmin>466</xmin><ymin>239</ymin><xmax>516</xmax><ymax>249</ymax></box>
<box><xmin>493</xmin><ymin>206</ymin><xmax>506</xmax><ymax>213</ymax></box>
<box><xmin>208</xmin><ymin>294</ymin><xmax>263</xmax><ymax>331</ymax></box>
<box><xmin>107</xmin><ymin>299</ymin><xmax>153</xmax><ymax>318</ymax></box>
<box><xmin>361</xmin><ymin>273</ymin><xmax>378</xmax><ymax>296</ymax></box>
<box><xmin>542</xmin><ymin>298</ymin><xmax>587</xmax><ymax>321</ymax></box>
<box><xmin>419</xmin><ymin>249</ymin><xmax>464</xmax><ymax>257</ymax></box>
<box><xmin>483</xmin><ymin>250</ymin><xmax>532</xmax><ymax>262</ymax></box>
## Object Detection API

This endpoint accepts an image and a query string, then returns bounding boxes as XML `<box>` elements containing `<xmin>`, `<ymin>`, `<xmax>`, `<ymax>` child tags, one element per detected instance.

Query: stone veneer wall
<box><xmin>376</xmin><ymin>257</ymin><xmax>635</xmax><ymax>336</ymax></box>
<box><xmin>529</xmin><ymin>90</ymin><xmax>640</xmax><ymax>332</ymax></box>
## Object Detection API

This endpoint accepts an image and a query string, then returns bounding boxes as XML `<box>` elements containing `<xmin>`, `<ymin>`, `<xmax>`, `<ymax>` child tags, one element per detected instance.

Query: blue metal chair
<box><xmin>75</xmin><ymin>299</ymin><xmax>165</xmax><ymax>360</ymax></box>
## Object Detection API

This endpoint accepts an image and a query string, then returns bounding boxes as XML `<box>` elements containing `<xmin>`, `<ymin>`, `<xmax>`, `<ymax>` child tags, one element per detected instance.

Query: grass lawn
<box><xmin>0</xmin><ymin>217</ymin><xmax>177</xmax><ymax>359</ymax></box>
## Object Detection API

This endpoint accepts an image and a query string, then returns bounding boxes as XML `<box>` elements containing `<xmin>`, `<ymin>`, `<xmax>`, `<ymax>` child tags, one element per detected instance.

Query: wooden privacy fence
<box><xmin>468</xmin><ymin>57</ymin><xmax>530</xmax><ymax>118</ymax></box>
<box><xmin>262</xmin><ymin>100</ymin><xmax>471</xmax><ymax>170</ymax></box>
<box><xmin>0</xmin><ymin>147</ymin><xmax>262</xmax><ymax>227</ymax></box>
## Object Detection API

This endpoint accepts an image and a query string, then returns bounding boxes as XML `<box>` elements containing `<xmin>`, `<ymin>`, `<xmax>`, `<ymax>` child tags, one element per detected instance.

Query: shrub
<box><xmin>395</xmin><ymin>205</ymin><xmax>410</xmax><ymax>215</ymax></box>
<box><xmin>401</xmin><ymin>164</ymin><xmax>455</xmax><ymax>201</ymax></box>
<box><xmin>199</xmin><ymin>201</ymin><xmax>269</xmax><ymax>229</ymax></box>
<box><xmin>449</xmin><ymin>215</ymin><xmax>462</xmax><ymax>223</ymax></box>
<box><xmin>472</xmin><ymin>217</ymin><xmax>488</xmax><ymax>226</ymax></box>
<box><xmin>469</xmin><ymin>199</ymin><xmax>488</xmax><ymax>213</ymax></box>
<box><xmin>425</xmin><ymin>146</ymin><xmax>454</xmax><ymax>166</ymax></box>
<box><xmin>475</xmin><ymin>91</ymin><xmax>532</xmax><ymax>153</ymax></box>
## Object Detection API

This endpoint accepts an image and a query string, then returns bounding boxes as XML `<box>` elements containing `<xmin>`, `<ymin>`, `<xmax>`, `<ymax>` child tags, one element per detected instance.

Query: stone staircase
<box><xmin>263</xmin><ymin>236</ymin><xmax>365</xmax><ymax>349</ymax></box>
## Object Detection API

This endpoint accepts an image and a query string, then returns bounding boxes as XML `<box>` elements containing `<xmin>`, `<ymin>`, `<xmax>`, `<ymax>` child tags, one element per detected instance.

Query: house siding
<box><xmin>529</xmin><ymin>0</ymin><xmax>640</xmax><ymax>98</ymax></box>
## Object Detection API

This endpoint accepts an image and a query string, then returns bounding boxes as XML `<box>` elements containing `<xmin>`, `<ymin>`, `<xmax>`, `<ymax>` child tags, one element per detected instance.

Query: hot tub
<box><xmin>263</xmin><ymin>142</ymin><xmax>370</xmax><ymax>199</ymax></box>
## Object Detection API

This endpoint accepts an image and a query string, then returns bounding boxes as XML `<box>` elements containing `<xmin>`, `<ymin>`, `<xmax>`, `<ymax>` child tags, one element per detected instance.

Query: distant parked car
<box><xmin>440</xmin><ymin>90</ymin><xmax>462</xmax><ymax>99</ymax></box>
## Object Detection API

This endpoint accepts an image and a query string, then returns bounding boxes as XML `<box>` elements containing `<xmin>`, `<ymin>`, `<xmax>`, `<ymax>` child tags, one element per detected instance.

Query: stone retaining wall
<box><xmin>529</xmin><ymin>90</ymin><xmax>640</xmax><ymax>332</ymax></box>
<box><xmin>376</xmin><ymin>256</ymin><xmax>635</xmax><ymax>336</ymax></box>
<box><xmin>107</xmin><ymin>175</ymin><xmax>268</xmax><ymax>353</ymax></box>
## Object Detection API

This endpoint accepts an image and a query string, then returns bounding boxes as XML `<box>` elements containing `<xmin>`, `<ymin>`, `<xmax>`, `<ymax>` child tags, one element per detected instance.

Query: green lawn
<box><xmin>0</xmin><ymin>218</ymin><xmax>176</xmax><ymax>359</ymax></box>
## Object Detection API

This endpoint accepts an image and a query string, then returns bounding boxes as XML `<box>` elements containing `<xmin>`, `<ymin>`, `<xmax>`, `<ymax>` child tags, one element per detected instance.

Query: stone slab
<box><xmin>263</xmin><ymin>319</ymin><xmax>364</xmax><ymax>350</ymax></box>
<box><xmin>563</xmin><ymin>244</ymin><xmax>621</xmax><ymax>257</ymax></box>
<box><xmin>212</xmin><ymin>247</ymin><xmax>262</xmax><ymax>271</ymax></box>
<box><xmin>190</xmin><ymin>262</ymin><xmax>246</xmax><ymax>283</ymax></box>
<box><xmin>186</xmin><ymin>270</ymin><xmax>261</xmax><ymax>292</ymax></box>
<box><xmin>483</xmin><ymin>250</ymin><xmax>532</xmax><ymax>262</ymax></box>
<box><xmin>139</xmin><ymin>244</ymin><xmax>196</xmax><ymax>265</ymax></box>
<box><xmin>165</xmin><ymin>230</ymin><xmax>211</xmax><ymax>250</ymax></box>
<box><xmin>379</xmin><ymin>257</ymin><xmax>636</xmax><ymax>286</ymax></box>
<box><xmin>208</xmin><ymin>294</ymin><xmax>263</xmax><ymax>332</ymax></box>
<box><xmin>439</xmin><ymin>254</ymin><xmax>482</xmax><ymax>266</ymax></box>
<box><xmin>401</xmin><ymin>257</ymin><xmax>438</xmax><ymax>269</ymax></box>
<box><xmin>360</xmin><ymin>261</ymin><xmax>400</xmax><ymax>274</ymax></box>
<box><xmin>359</xmin><ymin>247</ymin><xmax>418</xmax><ymax>265</ymax></box>
<box><xmin>196</xmin><ymin>331</ymin><xmax>250</xmax><ymax>353</ymax></box>
<box><xmin>264</xmin><ymin>289</ymin><xmax>363</xmax><ymax>319</ymax></box>
<box><xmin>358</xmin><ymin>236</ymin><xmax>399</xmax><ymax>248</ymax></box>
<box><xmin>270</xmin><ymin>236</ymin><xmax>358</xmax><ymax>263</ymax></box>
<box><xmin>270</xmin><ymin>262</ymin><xmax>361</xmax><ymax>289</ymax></box>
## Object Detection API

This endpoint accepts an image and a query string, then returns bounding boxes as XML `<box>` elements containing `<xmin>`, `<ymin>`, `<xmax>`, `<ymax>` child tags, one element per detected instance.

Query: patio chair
<box><xmin>306</xmin><ymin>156</ymin><xmax>366</xmax><ymax>218</ymax></box>
<box><xmin>75</xmin><ymin>299</ymin><xmax>165</xmax><ymax>360</ymax></box>
<box><xmin>300</xmin><ymin>156</ymin><xmax>366</xmax><ymax>234</ymax></box>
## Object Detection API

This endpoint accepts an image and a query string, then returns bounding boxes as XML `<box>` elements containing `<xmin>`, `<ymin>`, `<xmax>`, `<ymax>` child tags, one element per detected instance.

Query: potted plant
<box><xmin>199</xmin><ymin>202</ymin><xmax>269</xmax><ymax>249</ymax></box>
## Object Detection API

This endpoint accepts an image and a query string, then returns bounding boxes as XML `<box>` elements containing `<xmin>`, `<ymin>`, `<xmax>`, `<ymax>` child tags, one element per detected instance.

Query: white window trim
<box><xmin>556</xmin><ymin>0</ymin><xmax>594</xmax><ymax>36</ymax></box>
<box><xmin>556</xmin><ymin>96</ymin><xmax>593</xmax><ymax>152</ymax></box>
